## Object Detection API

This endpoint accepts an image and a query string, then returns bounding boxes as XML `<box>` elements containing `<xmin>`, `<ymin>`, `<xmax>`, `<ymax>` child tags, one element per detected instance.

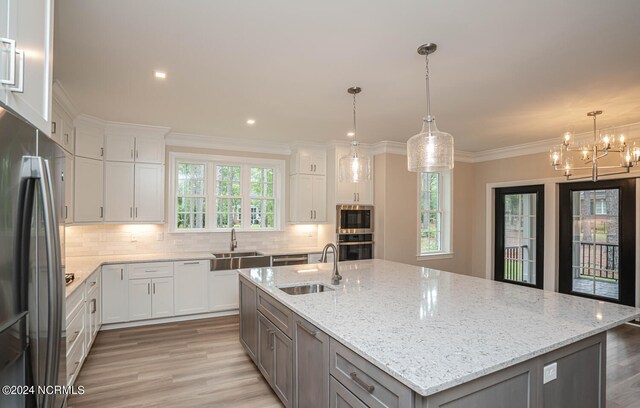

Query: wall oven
<box><xmin>338</xmin><ymin>233</ymin><xmax>374</xmax><ymax>261</ymax></box>
<box><xmin>337</xmin><ymin>205</ymin><xmax>373</xmax><ymax>234</ymax></box>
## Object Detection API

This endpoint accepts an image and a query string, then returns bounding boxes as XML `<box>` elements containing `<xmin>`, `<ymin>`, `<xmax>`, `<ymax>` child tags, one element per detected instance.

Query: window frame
<box><xmin>168</xmin><ymin>152</ymin><xmax>286</xmax><ymax>233</ymax></box>
<box><xmin>417</xmin><ymin>169</ymin><xmax>453</xmax><ymax>259</ymax></box>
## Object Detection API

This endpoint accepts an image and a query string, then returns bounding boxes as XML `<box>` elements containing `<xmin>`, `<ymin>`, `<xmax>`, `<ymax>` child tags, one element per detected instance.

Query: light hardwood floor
<box><xmin>68</xmin><ymin>317</ymin><xmax>640</xmax><ymax>407</ymax></box>
<box><xmin>67</xmin><ymin>316</ymin><xmax>283</xmax><ymax>408</ymax></box>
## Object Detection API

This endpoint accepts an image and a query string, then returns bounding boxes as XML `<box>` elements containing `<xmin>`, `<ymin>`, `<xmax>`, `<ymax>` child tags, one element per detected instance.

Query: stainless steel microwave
<box><xmin>336</xmin><ymin>205</ymin><xmax>373</xmax><ymax>234</ymax></box>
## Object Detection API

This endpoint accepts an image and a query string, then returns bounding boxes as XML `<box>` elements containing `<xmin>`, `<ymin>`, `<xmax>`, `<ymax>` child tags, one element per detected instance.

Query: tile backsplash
<box><xmin>65</xmin><ymin>224</ymin><xmax>322</xmax><ymax>257</ymax></box>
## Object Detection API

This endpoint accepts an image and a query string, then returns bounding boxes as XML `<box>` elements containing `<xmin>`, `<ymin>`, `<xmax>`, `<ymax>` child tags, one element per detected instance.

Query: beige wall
<box><xmin>373</xmin><ymin>153</ymin><xmax>473</xmax><ymax>275</ymax></box>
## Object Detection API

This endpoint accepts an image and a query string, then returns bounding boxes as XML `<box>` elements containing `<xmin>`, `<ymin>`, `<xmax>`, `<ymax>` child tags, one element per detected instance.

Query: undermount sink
<box><xmin>210</xmin><ymin>251</ymin><xmax>270</xmax><ymax>271</ymax></box>
<box><xmin>278</xmin><ymin>283</ymin><xmax>334</xmax><ymax>296</ymax></box>
<box><xmin>212</xmin><ymin>251</ymin><xmax>262</xmax><ymax>258</ymax></box>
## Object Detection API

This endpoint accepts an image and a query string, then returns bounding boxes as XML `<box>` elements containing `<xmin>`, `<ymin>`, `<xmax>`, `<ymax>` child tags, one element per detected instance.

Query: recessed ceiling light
<box><xmin>347</xmin><ymin>132</ymin><xmax>355</xmax><ymax>137</ymax></box>
<box><xmin>154</xmin><ymin>71</ymin><xmax>167</xmax><ymax>79</ymax></box>
<box><xmin>246</xmin><ymin>119</ymin><xmax>256</xmax><ymax>125</ymax></box>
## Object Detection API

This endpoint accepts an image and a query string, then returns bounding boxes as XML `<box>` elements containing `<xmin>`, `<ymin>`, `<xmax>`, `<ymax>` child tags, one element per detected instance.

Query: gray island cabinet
<box><xmin>238</xmin><ymin>260</ymin><xmax>640</xmax><ymax>408</ymax></box>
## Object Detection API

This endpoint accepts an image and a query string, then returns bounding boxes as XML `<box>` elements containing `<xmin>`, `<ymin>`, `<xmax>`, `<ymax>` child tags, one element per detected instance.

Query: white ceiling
<box><xmin>54</xmin><ymin>0</ymin><xmax>640</xmax><ymax>152</ymax></box>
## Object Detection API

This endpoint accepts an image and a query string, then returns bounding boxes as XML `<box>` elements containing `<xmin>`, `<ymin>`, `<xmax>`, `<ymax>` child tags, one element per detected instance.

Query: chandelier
<box><xmin>339</xmin><ymin>86</ymin><xmax>371</xmax><ymax>183</ymax></box>
<box><xmin>550</xmin><ymin>110</ymin><xmax>639</xmax><ymax>181</ymax></box>
<box><xmin>407</xmin><ymin>43</ymin><xmax>454</xmax><ymax>172</ymax></box>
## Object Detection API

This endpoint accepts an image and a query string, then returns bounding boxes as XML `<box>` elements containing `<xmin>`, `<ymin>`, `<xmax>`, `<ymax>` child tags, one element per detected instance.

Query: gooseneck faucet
<box><xmin>230</xmin><ymin>228</ymin><xmax>238</xmax><ymax>251</ymax></box>
<box><xmin>320</xmin><ymin>243</ymin><xmax>341</xmax><ymax>285</ymax></box>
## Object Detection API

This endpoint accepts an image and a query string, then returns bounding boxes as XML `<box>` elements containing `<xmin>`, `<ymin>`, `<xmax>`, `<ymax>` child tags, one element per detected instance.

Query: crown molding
<box><xmin>105</xmin><ymin>121</ymin><xmax>170</xmax><ymax>138</ymax></box>
<box><xmin>75</xmin><ymin>113</ymin><xmax>106</xmax><ymax>128</ymax></box>
<box><xmin>166</xmin><ymin>132</ymin><xmax>291</xmax><ymax>155</ymax></box>
<box><xmin>52</xmin><ymin>80</ymin><xmax>79</xmax><ymax>119</ymax></box>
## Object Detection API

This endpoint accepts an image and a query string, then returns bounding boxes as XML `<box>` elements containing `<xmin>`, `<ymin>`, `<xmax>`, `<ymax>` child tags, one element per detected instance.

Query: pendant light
<box><xmin>407</xmin><ymin>43</ymin><xmax>454</xmax><ymax>172</ymax></box>
<box><xmin>339</xmin><ymin>86</ymin><xmax>371</xmax><ymax>183</ymax></box>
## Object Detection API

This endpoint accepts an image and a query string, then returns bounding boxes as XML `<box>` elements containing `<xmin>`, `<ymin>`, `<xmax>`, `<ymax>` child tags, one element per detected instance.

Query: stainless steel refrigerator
<box><xmin>0</xmin><ymin>105</ymin><xmax>67</xmax><ymax>408</ymax></box>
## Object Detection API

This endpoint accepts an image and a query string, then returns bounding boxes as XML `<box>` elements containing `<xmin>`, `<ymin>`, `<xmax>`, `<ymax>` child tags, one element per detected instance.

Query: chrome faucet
<box><xmin>320</xmin><ymin>243</ymin><xmax>341</xmax><ymax>285</ymax></box>
<box><xmin>230</xmin><ymin>228</ymin><xmax>238</xmax><ymax>251</ymax></box>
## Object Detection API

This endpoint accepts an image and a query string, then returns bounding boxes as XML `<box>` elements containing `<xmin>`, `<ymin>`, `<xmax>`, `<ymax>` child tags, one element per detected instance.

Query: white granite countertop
<box><xmin>238</xmin><ymin>259</ymin><xmax>640</xmax><ymax>397</ymax></box>
<box><xmin>64</xmin><ymin>252</ymin><xmax>214</xmax><ymax>297</ymax></box>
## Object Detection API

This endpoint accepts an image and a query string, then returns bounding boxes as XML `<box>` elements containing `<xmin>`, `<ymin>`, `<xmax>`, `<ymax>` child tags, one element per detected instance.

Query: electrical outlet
<box><xmin>131</xmin><ymin>234</ymin><xmax>137</xmax><ymax>242</ymax></box>
<box><xmin>156</xmin><ymin>232</ymin><xmax>164</xmax><ymax>241</ymax></box>
<box><xmin>543</xmin><ymin>362</ymin><xmax>557</xmax><ymax>384</ymax></box>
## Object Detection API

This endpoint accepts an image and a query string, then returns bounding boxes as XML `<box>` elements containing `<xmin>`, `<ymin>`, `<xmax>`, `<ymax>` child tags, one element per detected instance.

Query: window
<box><xmin>418</xmin><ymin>171</ymin><xmax>452</xmax><ymax>257</ymax></box>
<box><xmin>169</xmin><ymin>153</ymin><xmax>285</xmax><ymax>232</ymax></box>
<box><xmin>177</xmin><ymin>163</ymin><xmax>206</xmax><ymax>229</ymax></box>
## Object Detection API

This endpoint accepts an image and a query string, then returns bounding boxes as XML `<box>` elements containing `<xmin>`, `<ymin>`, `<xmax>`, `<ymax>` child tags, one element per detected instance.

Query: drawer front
<box><xmin>86</xmin><ymin>271</ymin><xmax>100</xmax><ymax>295</ymax></box>
<box><xmin>330</xmin><ymin>340</ymin><xmax>412</xmax><ymax>408</ymax></box>
<box><xmin>66</xmin><ymin>305</ymin><xmax>85</xmax><ymax>353</ymax></box>
<box><xmin>257</xmin><ymin>289</ymin><xmax>294</xmax><ymax>338</ymax></box>
<box><xmin>66</xmin><ymin>283</ymin><xmax>86</xmax><ymax>322</ymax></box>
<box><xmin>66</xmin><ymin>335</ymin><xmax>85</xmax><ymax>385</ymax></box>
<box><xmin>129</xmin><ymin>262</ymin><xmax>174</xmax><ymax>279</ymax></box>
<box><xmin>330</xmin><ymin>376</ymin><xmax>368</xmax><ymax>408</ymax></box>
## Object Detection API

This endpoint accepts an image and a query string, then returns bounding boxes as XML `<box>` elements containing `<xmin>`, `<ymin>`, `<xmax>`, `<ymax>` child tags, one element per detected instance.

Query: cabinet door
<box><xmin>102</xmin><ymin>265</ymin><xmax>129</xmax><ymax>324</ymax></box>
<box><xmin>297</xmin><ymin>152</ymin><xmax>314</xmax><ymax>175</ymax></box>
<box><xmin>151</xmin><ymin>277</ymin><xmax>174</xmax><ymax>318</ymax></box>
<box><xmin>105</xmin><ymin>133</ymin><xmax>135</xmax><ymax>162</ymax></box>
<box><xmin>257</xmin><ymin>313</ymin><xmax>275</xmax><ymax>386</ymax></box>
<box><xmin>86</xmin><ymin>284</ymin><xmax>100</xmax><ymax>348</ymax></box>
<box><xmin>61</xmin><ymin>112</ymin><xmax>75</xmax><ymax>153</ymax></box>
<box><xmin>104</xmin><ymin>161</ymin><xmax>134</xmax><ymax>222</ymax></box>
<box><xmin>128</xmin><ymin>279</ymin><xmax>152</xmax><ymax>321</ymax></box>
<box><xmin>135</xmin><ymin>137</ymin><xmax>164</xmax><ymax>164</ymax></box>
<box><xmin>312</xmin><ymin>176</ymin><xmax>326</xmax><ymax>222</ymax></box>
<box><xmin>290</xmin><ymin>174</ymin><xmax>313</xmax><ymax>222</ymax></box>
<box><xmin>239</xmin><ymin>278</ymin><xmax>258</xmax><ymax>363</ymax></box>
<box><xmin>50</xmin><ymin>108</ymin><xmax>63</xmax><ymax>145</ymax></box>
<box><xmin>75</xmin><ymin>119</ymin><xmax>104</xmax><ymax>160</ymax></box>
<box><xmin>63</xmin><ymin>150</ymin><xmax>74</xmax><ymax>223</ymax></box>
<box><xmin>4</xmin><ymin>0</ymin><xmax>53</xmax><ymax>134</ymax></box>
<box><xmin>311</xmin><ymin>152</ymin><xmax>326</xmax><ymax>175</ymax></box>
<box><xmin>209</xmin><ymin>270</ymin><xmax>239</xmax><ymax>312</ymax></box>
<box><xmin>134</xmin><ymin>163</ymin><xmax>164</xmax><ymax>222</ymax></box>
<box><xmin>174</xmin><ymin>260</ymin><xmax>208</xmax><ymax>316</ymax></box>
<box><xmin>295</xmin><ymin>318</ymin><xmax>329</xmax><ymax>408</ymax></box>
<box><xmin>74</xmin><ymin>157</ymin><xmax>104</xmax><ymax>222</ymax></box>
<box><xmin>273</xmin><ymin>324</ymin><xmax>294</xmax><ymax>407</ymax></box>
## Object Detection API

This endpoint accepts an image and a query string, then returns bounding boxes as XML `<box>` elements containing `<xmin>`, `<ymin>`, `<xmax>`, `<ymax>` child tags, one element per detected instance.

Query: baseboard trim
<box><xmin>100</xmin><ymin>309</ymin><xmax>239</xmax><ymax>331</ymax></box>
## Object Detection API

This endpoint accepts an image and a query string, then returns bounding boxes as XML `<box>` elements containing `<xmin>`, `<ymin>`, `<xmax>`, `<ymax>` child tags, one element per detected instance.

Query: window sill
<box><xmin>417</xmin><ymin>252</ymin><xmax>454</xmax><ymax>261</ymax></box>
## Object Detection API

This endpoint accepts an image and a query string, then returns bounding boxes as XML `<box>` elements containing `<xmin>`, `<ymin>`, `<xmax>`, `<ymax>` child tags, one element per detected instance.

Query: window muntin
<box><xmin>177</xmin><ymin>162</ymin><xmax>206</xmax><ymax>229</ymax></box>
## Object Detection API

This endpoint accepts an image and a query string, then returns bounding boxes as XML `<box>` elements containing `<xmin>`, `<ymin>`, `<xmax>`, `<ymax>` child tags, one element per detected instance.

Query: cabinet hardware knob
<box><xmin>297</xmin><ymin>321</ymin><xmax>318</xmax><ymax>337</ymax></box>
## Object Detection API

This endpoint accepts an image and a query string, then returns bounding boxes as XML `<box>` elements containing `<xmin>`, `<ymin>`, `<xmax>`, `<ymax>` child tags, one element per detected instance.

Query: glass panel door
<box><xmin>495</xmin><ymin>185</ymin><xmax>544</xmax><ymax>288</ymax></box>
<box><xmin>559</xmin><ymin>179</ymin><xmax>636</xmax><ymax>306</ymax></box>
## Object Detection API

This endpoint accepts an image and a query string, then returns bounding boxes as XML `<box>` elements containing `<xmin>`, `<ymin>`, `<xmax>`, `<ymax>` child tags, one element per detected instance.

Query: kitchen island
<box><xmin>238</xmin><ymin>259</ymin><xmax>640</xmax><ymax>408</ymax></box>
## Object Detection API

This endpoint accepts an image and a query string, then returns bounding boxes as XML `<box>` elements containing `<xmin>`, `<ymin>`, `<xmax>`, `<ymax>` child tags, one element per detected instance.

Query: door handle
<box><xmin>350</xmin><ymin>372</ymin><xmax>375</xmax><ymax>393</ymax></box>
<box><xmin>100</xmin><ymin>147</ymin><xmax>104</xmax><ymax>157</ymax></box>
<box><xmin>153</xmin><ymin>282</ymin><xmax>156</xmax><ymax>294</ymax></box>
<box><xmin>100</xmin><ymin>206</ymin><xmax>103</xmax><ymax>218</ymax></box>
<box><xmin>120</xmin><ymin>268</ymin><xmax>124</xmax><ymax>280</ymax></box>
<box><xmin>9</xmin><ymin>49</ymin><xmax>24</xmax><ymax>93</ymax></box>
<box><xmin>297</xmin><ymin>321</ymin><xmax>318</xmax><ymax>337</ymax></box>
<box><xmin>0</xmin><ymin>38</ymin><xmax>16</xmax><ymax>85</ymax></box>
<box><xmin>65</xmin><ymin>205</ymin><xmax>68</xmax><ymax>220</ymax></box>
<box><xmin>147</xmin><ymin>283</ymin><xmax>150</xmax><ymax>295</ymax></box>
<box><xmin>130</xmin><ymin>207</ymin><xmax>133</xmax><ymax>218</ymax></box>
<box><xmin>91</xmin><ymin>298</ymin><xmax>97</xmax><ymax>314</ymax></box>
<box><xmin>135</xmin><ymin>207</ymin><xmax>138</xmax><ymax>218</ymax></box>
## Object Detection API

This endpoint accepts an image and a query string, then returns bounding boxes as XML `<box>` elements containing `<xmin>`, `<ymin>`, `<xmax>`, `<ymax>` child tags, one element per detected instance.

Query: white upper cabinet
<box><xmin>0</xmin><ymin>0</ymin><xmax>54</xmax><ymax>134</ymax></box>
<box><xmin>63</xmin><ymin>150</ymin><xmax>74</xmax><ymax>224</ymax></box>
<box><xmin>104</xmin><ymin>123</ymin><xmax>166</xmax><ymax>164</ymax></box>
<box><xmin>104</xmin><ymin>161</ymin><xmax>135</xmax><ymax>222</ymax></box>
<box><xmin>290</xmin><ymin>174</ymin><xmax>326</xmax><ymax>223</ymax></box>
<box><xmin>74</xmin><ymin>156</ymin><xmax>104</xmax><ymax>223</ymax></box>
<box><xmin>105</xmin><ymin>133</ymin><xmax>135</xmax><ymax>162</ymax></box>
<box><xmin>75</xmin><ymin>115</ymin><xmax>105</xmax><ymax>160</ymax></box>
<box><xmin>134</xmin><ymin>163</ymin><xmax>164</xmax><ymax>222</ymax></box>
<box><xmin>334</xmin><ymin>146</ymin><xmax>373</xmax><ymax>205</ymax></box>
<box><xmin>290</xmin><ymin>147</ymin><xmax>326</xmax><ymax>175</ymax></box>
<box><xmin>52</xmin><ymin>99</ymin><xmax>75</xmax><ymax>153</ymax></box>
<box><xmin>135</xmin><ymin>137</ymin><xmax>164</xmax><ymax>164</ymax></box>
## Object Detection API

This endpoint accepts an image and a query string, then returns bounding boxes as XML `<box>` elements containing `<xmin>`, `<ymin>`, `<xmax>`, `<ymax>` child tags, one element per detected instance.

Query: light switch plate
<box><xmin>543</xmin><ymin>362</ymin><xmax>557</xmax><ymax>384</ymax></box>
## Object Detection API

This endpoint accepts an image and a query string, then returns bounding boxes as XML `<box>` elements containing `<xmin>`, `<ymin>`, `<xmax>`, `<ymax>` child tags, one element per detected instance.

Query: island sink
<box><xmin>278</xmin><ymin>283</ymin><xmax>334</xmax><ymax>295</ymax></box>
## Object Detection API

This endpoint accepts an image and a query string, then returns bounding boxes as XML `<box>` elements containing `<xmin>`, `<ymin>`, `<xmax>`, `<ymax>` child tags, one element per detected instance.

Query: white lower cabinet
<box><xmin>102</xmin><ymin>265</ymin><xmax>129</xmax><ymax>324</ymax></box>
<box><xmin>174</xmin><ymin>260</ymin><xmax>208</xmax><ymax>316</ymax></box>
<box><xmin>209</xmin><ymin>269</ymin><xmax>239</xmax><ymax>312</ymax></box>
<box><xmin>128</xmin><ymin>277</ymin><xmax>175</xmax><ymax>321</ymax></box>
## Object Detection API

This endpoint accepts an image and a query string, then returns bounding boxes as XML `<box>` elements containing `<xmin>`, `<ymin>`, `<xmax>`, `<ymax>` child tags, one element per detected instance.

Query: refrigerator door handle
<box><xmin>19</xmin><ymin>156</ymin><xmax>63</xmax><ymax>407</ymax></box>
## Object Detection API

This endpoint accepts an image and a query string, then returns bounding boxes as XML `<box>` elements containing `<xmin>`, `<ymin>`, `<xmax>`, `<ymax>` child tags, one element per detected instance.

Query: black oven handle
<box><xmin>338</xmin><ymin>241</ymin><xmax>374</xmax><ymax>246</ymax></box>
